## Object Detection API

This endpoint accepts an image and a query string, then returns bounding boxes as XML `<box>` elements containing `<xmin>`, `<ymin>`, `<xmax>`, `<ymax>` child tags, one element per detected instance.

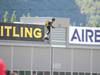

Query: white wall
<box><xmin>0</xmin><ymin>45</ymin><xmax>100</xmax><ymax>73</ymax></box>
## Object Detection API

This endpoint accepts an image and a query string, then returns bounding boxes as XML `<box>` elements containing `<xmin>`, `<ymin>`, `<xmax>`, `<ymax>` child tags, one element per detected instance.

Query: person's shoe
<box><xmin>45</xmin><ymin>37</ymin><xmax>49</xmax><ymax>40</ymax></box>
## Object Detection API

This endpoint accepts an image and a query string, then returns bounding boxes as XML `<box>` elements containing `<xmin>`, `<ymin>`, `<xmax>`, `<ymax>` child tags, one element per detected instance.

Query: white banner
<box><xmin>69</xmin><ymin>26</ymin><xmax>100</xmax><ymax>45</ymax></box>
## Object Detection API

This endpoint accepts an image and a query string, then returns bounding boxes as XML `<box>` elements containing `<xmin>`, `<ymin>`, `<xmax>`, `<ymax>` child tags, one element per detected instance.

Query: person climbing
<box><xmin>45</xmin><ymin>18</ymin><xmax>55</xmax><ymax>40</ymax></box>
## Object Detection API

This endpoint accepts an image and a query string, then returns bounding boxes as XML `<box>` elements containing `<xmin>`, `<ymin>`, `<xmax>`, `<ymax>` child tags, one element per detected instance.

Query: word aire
<box><xmin>69</xmin><ymin>26</ymin><xmax>100</xmax><ymax>45</ymax></box>
<box><xmin>0</xmin><ymin>23</ymin><xmax>44</xmax><ymax>41</ymax></box>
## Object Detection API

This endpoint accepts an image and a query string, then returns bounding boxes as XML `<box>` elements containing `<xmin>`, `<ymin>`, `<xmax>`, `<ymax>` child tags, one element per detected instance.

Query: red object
<box><xmin>0</xmin><ymin>59</ymin><xmax>6</xmax><ymax>75</ymax></box>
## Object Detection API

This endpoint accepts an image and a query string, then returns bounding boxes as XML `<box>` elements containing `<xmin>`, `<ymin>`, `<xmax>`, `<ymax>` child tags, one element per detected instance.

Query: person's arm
<box><xmin>51</xmin><ymin>22</ymin><xmax>55</xmax><ymax>28</ymax></box>
<box><xmin>51</xmin><ymin>25</ymin><xmax>55</xmax><ymax>28</ymax></box>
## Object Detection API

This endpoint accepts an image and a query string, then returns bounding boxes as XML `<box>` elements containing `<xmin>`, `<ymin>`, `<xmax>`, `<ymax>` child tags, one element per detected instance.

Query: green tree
<box><xmin>2</xmin><ymin>10</ymin><xmax>8</xmax><ymax>23</ymax></box>
<box><xmin>27</xmin><ymin>12</ymin><xmax>31</xmax><ymax>17</ymax></box>
<box><xmin>75</xmin><ymin>0</ymin><xmax>100</xmax><ymax>27</ymax></box>
<box><xmin>11</xmin><ymin>10</ymin><xmax>16</xmax><ymax>23</ymax></box>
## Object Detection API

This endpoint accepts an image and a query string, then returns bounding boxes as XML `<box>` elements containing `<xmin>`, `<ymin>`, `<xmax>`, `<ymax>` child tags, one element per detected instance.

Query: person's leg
<box><xmin>47</xmin><ymin>26</ymin><xmax>50</xmax><ymax>35</ymax></box>
<box><xmin>44</xmin><ymin>26</ymin><xmax>50</xmax><ymax>40</ymax></box>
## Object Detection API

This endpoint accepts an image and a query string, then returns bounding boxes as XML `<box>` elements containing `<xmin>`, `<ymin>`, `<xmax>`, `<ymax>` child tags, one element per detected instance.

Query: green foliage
<box><xmin>11</xmin><ymin>10</ymin><xmax>16</xmax><ymax>22</ymax></box>
<box><xmin>2</xmin><ymin>10</ymin><xmax>8</xmax><ymax>23</ymax></box>
<box><xmin>75</xmin><ymin>0</ymin><xmax>100</xmax><ymax>27</ymax></box>
<box><xmin>27</xmin><ymin>12</ymin><xmax>31</xmax><ymax>17</ymax></box>
<box><xmin>75</xmin><ymin>0</ymin><xmax>94</xmax><ymax>14</ymax></box>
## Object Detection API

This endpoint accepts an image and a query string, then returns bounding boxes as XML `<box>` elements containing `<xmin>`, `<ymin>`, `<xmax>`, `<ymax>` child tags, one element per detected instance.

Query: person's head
<box><xmin>52</xmin><ymin>18</ymin><xmax>55</xmax><ymax>22</ymax></box>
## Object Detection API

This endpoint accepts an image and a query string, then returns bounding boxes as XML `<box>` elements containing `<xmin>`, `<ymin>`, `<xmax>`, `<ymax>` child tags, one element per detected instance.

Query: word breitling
<box><xmin>0</xmin><ymin>25</ymin><xmax>42</xmax><ymax>39</ymax></box>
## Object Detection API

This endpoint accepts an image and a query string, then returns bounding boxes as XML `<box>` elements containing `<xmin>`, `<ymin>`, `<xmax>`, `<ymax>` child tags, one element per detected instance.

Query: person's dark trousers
<box><xmin>47</xmin><ymin>26</ymin><xmax>50</xmax><ymax>35</ymax></box>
